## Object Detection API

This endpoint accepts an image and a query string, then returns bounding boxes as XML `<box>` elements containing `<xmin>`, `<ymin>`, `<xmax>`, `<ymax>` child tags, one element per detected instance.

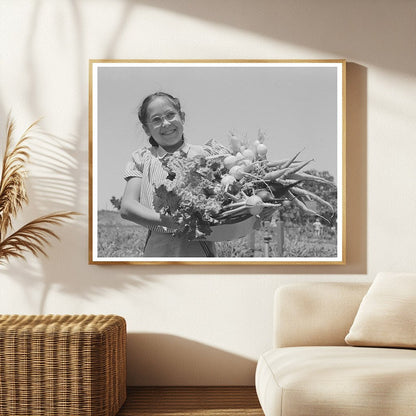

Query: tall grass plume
<box><xmin>0</xmin><ymin>115</ymin><xmax>78</xmax><ymax>264</ymax></box>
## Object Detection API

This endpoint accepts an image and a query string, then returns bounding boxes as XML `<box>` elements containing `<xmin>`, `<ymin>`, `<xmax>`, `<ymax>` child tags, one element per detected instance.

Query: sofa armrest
<box><xmin>273</xmin><ymin>282</ymin><xmax>370</xmax><ymax>348</ymax></box>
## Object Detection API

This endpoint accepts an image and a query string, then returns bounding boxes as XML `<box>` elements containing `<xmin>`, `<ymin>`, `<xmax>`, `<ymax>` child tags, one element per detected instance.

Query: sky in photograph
<box><xmin>94</xmin><ymin>63</ymin><xmax>341</xmax><ymax>210</ymax></box>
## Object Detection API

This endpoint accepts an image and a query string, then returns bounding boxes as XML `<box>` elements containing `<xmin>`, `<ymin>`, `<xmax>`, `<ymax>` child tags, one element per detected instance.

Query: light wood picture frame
<box><xmin>89</xmin><ymin>60</ymin><xmax>346</xmax><ymax>265</ymax></box>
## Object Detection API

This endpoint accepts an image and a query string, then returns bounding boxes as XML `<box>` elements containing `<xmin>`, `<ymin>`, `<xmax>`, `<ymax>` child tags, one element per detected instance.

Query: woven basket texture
<box><xmin>0</xmin><ymin>314</ymin><xmax>126</xmax><ymax>416</ymax></box>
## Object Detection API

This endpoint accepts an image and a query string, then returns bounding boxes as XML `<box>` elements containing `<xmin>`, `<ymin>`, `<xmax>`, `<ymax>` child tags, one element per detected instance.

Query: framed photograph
<box><xmin>89</xmin><ymin>60</ymin><xmax>345</xmax><ymax>265</ymax></box>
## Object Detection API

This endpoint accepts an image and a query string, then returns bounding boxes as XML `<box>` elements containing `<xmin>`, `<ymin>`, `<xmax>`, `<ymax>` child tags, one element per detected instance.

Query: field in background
<box><xmin>97</xmin><ymin>210</ymin><xmax>147</xmax><ymax>257</ymax></box>
<box><xmin>97</xmin><ymin>210</ymin><xmax>337</xmax><ymax>258</ymax></box>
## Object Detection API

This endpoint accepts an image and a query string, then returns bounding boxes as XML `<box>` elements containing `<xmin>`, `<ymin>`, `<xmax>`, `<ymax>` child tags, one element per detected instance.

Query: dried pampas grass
<box><xmin>0</xmin><ymin>116</ymin><xmax>78</xmax><ymax>264</ymax></box>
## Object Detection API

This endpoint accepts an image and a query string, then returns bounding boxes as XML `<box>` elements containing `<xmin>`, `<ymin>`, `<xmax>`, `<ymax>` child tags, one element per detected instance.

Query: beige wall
<box><xmin>0</xmin><ymin>0</ymin><xmax>415</xmax><ymax>385</ymax></box>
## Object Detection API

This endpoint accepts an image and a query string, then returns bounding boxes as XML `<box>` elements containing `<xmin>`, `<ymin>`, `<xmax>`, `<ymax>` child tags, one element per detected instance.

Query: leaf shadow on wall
<box><xmin>0</xmin><ymin>0</ymin><xmax>162</xmax><ymax>313</ymax></box>
<box><xmin>0</xmin><ymin>1</ymin><xmax>368</xmax><ymax>291</ymax></box>
<box><xmin>0</xmin><ymin>127</ymin><xmax>157</xmax><ymax>314</ymax></box>
<box><xmin>126</xmin><ymin>333</ymin><xmax>257</xmax><ymax>386</ymax></box>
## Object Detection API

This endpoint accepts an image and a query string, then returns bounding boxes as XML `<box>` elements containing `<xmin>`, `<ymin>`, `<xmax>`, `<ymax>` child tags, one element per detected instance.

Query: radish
<box><xmin>221</xmin><ymin>174</ymin><xmax>236</xmax><ymax>187</ymax></box>
<box><xmin>242</xmin><ymin>148</ymin><xmax>255</xmax><ymax>161</ymax></box>
<box><xmin>223</xmin><ymin>155</ymin><xmax>237</xmax><ymax>170</ymax></box>
<box><xmin>256</xmin><ymin>143</ymin><xmax>268</xmax><ymax>156</ymax></box>
<box><xmin>229</xmin><ymin>165</ymin><xmax>244</xmax><ymax>180</ymax></box>
<box><xmin>245</xmin><ymin>195</ymin><xmax>264</xmax><ymax>215</ymax></box>
<box><xmin>235</xmin><ymin>152</ymin><xmax>245</xmax><ymax>161</ymax></box>
<box><xmin>239</xmin><ymin>159</ymin><xmax>254</xmax><ymax>172</ymax></box>
<box><xmin>256</xmin><ymin>190</ymin><xmax>274</xmax><ymax>202</ymax></box>
<box><xmin>229</xmin><ymin>134</ymin><xmax>242</xmax><ymax>153</ymax></box>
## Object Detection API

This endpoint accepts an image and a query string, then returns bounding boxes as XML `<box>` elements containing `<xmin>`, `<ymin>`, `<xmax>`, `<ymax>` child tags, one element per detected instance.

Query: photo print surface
<box><xmin>89</xmin><ymin>60</ymin><xmax>345</xmax><ymax>265</ymax></box>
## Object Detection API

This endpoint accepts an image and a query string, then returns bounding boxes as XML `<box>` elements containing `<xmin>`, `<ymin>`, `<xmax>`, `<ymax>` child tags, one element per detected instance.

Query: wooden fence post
<box><xmin>274</xmin><ymin>220</ymin><xmax>284</xmax><ymax>256</ymax></box>
<box><xmin>248</xmin><ymin>230</ymin><xmax>256</xmax><ymax>256</ymax></box>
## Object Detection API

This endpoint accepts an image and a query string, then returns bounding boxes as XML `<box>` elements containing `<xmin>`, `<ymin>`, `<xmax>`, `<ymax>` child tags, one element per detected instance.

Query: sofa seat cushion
<box><xmin>256</xmin><ymin>346</ymin><xmax>416</xmax><ymax>416</ymax></box>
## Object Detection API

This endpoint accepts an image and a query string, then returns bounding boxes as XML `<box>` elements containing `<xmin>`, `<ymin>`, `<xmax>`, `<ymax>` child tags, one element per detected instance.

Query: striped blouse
<box><xmin>123</xmin><ymin>142</ymin><xmax>205</xmax><ymax>233</ymax></box>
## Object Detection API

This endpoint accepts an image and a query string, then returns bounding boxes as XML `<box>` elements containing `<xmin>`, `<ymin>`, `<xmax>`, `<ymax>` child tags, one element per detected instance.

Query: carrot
<box><xmin>266</xmin><ymin>159</ymin><xmax>290</xmax><ymax>168</ymax></box>
<box><xmin>262</xmin><ymin>202</ymin><xmax>281</xmax><ymax>208</ymax></box>
<box><xmin>217</xmin><ymin>205</ymin><xmax>249</xmax><ymax>219</ymax></box>
<box><xmin>290</xmin><ymin>187</ymin><xmax>334</xmax><ymax>214</ymax></box>
<box><xmin>281</xmin><ymin>148</ymin><xmax>304</xmax><ymax>168</ymax></box>
<box><xmin>275</xmin><ymin>179</ymin><xmax>302</xmax><ymax>186</ymax></box>
<box><xmin>288</xmin><ymin>191</ymin><xmax>330</xmax><ymax>223</ymax></box>
<box><xmin>281</xmin><ymin>159</ymin><xmax>314</xmax><ymax>179</ymax></box>
<box><xmin>222</xmin><ymin>201</ymin><xmax>246</xmax><ymax>210</ymax></box>
<box><xmin>263</xmin><ymin>167</ymin><xmax>291</xmax><ymax>181</ymax></box>
<box><xmin>268</xmin><ymin>180</ymin><xmax>303</xmax><ymax>198</ymax></box>
<box><xmin>289</xmin><ymin>172</ymin><xmax>336</xmax><ymax>186</ymax></box>
<box><xmin>266</xmin><ymin>160</ymin><xmax>304</xmax><ymax>169</ymax></box>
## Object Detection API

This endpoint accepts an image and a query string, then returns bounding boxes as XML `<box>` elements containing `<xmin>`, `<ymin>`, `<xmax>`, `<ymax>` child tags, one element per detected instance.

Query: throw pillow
<box><xmin>345</xmin><ymin>272</ymin><xmax>416</xmax><ymax>348</ymax></box>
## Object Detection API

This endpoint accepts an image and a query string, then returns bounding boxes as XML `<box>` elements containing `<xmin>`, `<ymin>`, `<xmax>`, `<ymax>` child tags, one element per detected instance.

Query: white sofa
<box><xmin>255</xmin><ymin>282</ymin><xmax>416</xmax><ymax>416</ymax></box>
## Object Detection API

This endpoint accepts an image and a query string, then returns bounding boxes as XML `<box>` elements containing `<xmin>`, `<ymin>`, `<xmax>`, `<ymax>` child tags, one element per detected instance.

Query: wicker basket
<box><xmin>0</xmin><ymin>314</ymin><xmax>126</xmax><ymax>416</ymax></box>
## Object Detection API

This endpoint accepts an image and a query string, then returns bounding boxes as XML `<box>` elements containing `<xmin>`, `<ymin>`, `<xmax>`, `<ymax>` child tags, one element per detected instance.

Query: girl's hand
<box><xmin>160</xmin><ymin>214</ymin><xmax>179</xmax><ymax>230</ymax></box>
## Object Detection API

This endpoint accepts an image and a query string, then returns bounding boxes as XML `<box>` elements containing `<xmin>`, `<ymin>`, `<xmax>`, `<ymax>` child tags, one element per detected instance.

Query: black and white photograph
<box><xmin>89</xmin><ymin>60</ymin><xmax>345</xmax><ymax>264</ymax></box>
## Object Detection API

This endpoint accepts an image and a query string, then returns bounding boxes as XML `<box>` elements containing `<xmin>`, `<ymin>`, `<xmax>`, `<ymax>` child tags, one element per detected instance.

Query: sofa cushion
<box><xmin>345</xmin><ymin>272</ymin><xmax>416</xmax><ymax>348</ymax></box>
<box><xmin>256</xmin><ymin>346</ymin><xmax>416</xmax><ymax>416</ymax></box>
<box><xmin>274</xmin><ymin>283</ymin><xmax>370</xmax><ymax>348</ymax></box>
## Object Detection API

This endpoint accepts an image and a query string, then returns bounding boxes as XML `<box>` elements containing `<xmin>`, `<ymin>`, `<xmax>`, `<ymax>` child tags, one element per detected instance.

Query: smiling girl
<box><xmin>120</xmin><ymin>92</ymin><xmax>216</xmax><ymax>257</ymax></box>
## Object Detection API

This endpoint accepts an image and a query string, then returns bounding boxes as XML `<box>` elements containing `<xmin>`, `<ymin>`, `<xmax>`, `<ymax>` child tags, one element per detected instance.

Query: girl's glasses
<box><xmin>147</xmin><ymin>111</ymin><xmax>179</xmax><ymax>128</ymax></box>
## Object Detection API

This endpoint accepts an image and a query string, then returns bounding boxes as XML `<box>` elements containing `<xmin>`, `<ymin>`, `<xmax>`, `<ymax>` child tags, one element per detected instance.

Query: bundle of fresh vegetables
<box><xmin>153</xmin><ymin>131</ymin><xmax>336</xmax><ymax>241</ymax></box>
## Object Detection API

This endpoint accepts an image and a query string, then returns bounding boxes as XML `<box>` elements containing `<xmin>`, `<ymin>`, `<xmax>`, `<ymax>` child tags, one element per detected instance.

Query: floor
<box><xmin>116</xmin><ymin>386</ymin><xmax>264</xmax><ymax>416</ymax></box>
